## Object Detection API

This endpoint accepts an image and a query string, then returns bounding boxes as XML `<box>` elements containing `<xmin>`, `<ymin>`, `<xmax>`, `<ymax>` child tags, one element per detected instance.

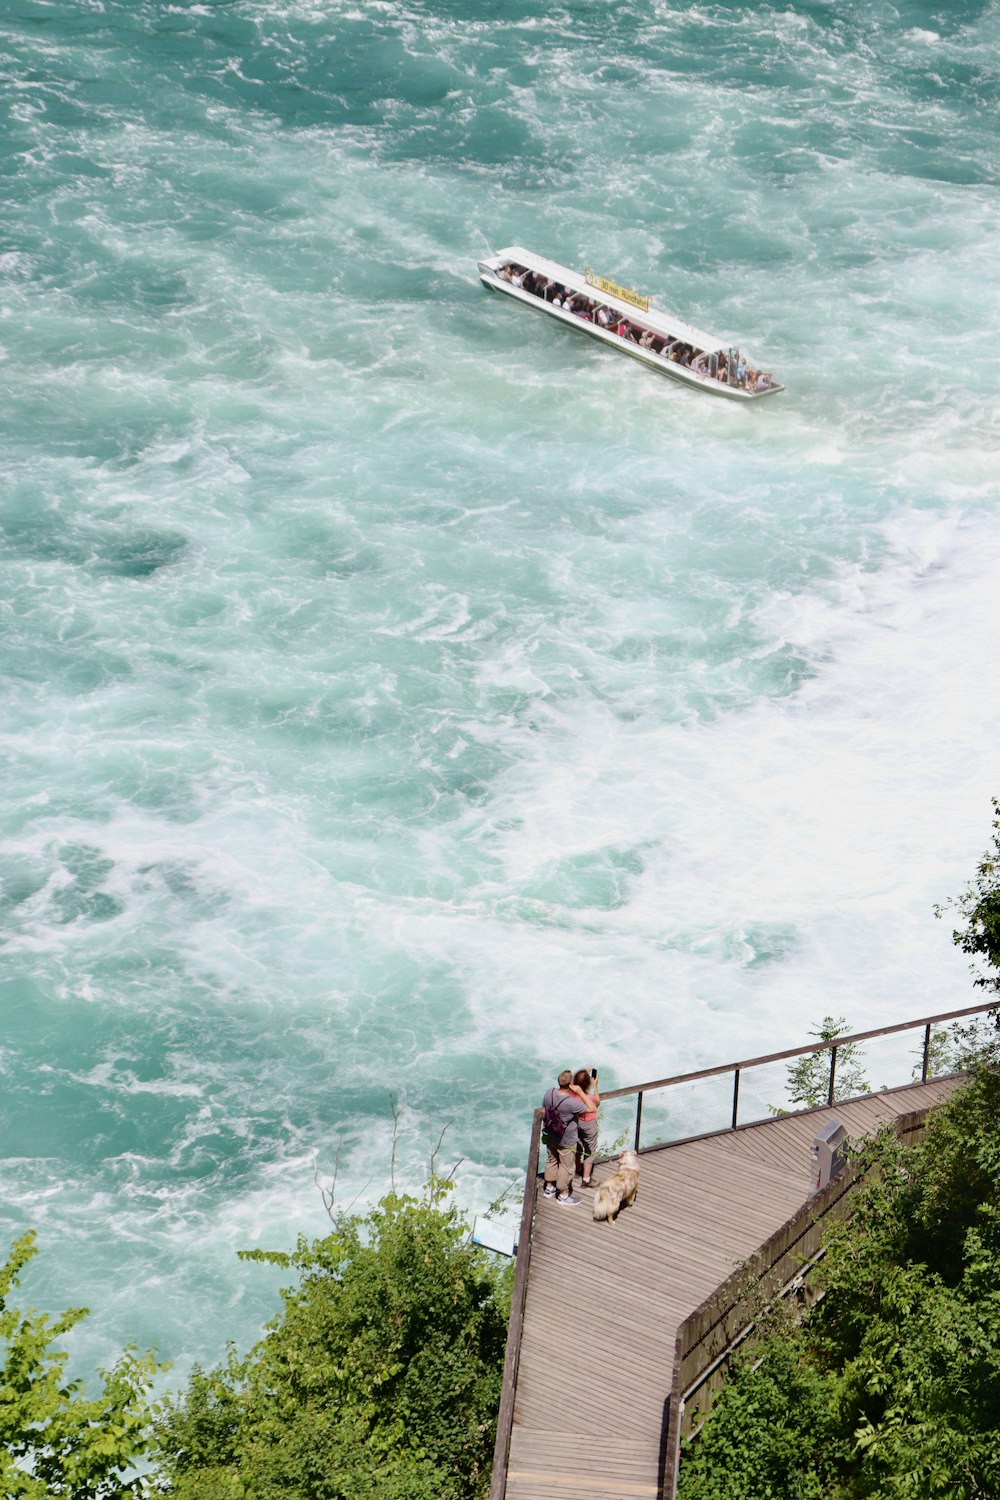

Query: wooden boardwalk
<box><xmin>502</xmin><ymin>1078</ymin><xmax>959</xmax><ymax>1500</ymax></box>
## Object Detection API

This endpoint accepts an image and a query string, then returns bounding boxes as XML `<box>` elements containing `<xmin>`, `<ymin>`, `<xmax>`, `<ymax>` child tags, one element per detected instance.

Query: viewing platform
<box><xmin>490</xmin><ymin>1003</ymin><xmax>996</xmax><ymax>1500</ymax></box>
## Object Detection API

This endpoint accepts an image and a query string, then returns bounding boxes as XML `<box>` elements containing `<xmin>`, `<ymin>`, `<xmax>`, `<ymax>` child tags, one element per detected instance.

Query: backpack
<box><xmin>542</xmin><ymin>1089</ymin><xmax>566</xmax><ymax>1141</ymax></box>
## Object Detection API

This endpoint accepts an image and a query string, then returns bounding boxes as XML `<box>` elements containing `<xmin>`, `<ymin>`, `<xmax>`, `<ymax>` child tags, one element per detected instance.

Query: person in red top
<box><xmin>571</xmin><ymin>1068</ymin><xmax>601</xmax><ymax>1187</ymax></box>
<box><xmin>541</xmin><ymin>1070</ymin><xmax>588</xmax><ymax>1206</ymax></box>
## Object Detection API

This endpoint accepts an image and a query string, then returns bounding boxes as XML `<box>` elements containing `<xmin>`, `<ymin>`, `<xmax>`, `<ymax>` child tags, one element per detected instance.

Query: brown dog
<box><xmin>592</xmin><ymin>1149</ymin><xmax>640</xmax><ymax>1223</ymax></box>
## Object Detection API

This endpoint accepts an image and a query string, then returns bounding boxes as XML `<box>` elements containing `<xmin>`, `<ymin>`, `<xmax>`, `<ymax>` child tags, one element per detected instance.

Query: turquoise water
<box><xmin>2</xmin><ymin>0</ymin><xmax>999</xmax><ymax>1377</ymax></box>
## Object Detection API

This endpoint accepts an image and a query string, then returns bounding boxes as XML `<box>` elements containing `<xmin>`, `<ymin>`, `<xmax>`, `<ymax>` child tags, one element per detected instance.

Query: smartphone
<box><xmin>591</xmin><ymin>1068</ymin><xmax>597</xmax><ymax>1079</ymax></box>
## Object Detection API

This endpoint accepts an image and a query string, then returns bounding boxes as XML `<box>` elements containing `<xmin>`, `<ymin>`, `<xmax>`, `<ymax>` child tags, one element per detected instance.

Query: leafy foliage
<box><xmin>678</xmin><ymin>1067</ymin><xmax>1000</xmax><ymax>1500</ymax></box>
<box><xmin>938</xmin><ymin>797</ymin><xmax>1000</xmax><ymax>993</ymax></box>
<box><xmin>0</xmin><ymin>1231</ymin><xmax>163</xmax><ymax>1498</ymax></box>
<box><xmin>153</xmin><ymin>1181</ymin><xmax>512</xmax><ymax>1499</ymax></box>
<box><xmin>911</xmin><ymin>1011</ymin><xmax>1000</xmax><ymax>1083</ymax></box>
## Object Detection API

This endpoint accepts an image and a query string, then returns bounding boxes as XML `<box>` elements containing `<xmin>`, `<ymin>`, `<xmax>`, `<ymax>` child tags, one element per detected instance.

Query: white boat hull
<box><xmin>477</xmin><ymin>247</ymin><xmax>783</xmax><ymax>402</ymax></box>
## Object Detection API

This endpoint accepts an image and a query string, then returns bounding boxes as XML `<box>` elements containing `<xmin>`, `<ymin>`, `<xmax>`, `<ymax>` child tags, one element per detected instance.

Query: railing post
<box><xmin>827</xmin><ymin>1046</ymin><xmax>838</xmax><ymax>1107</ymax></box>
<box><xmin>731</xmin><ymin>1067</ymin><xmax>740</xmax><ymax>1130</ymax></box>
<box><xmin>921</xmin><ymin>1024</ymin><xmax>932</xmax><ymax>1082</ymax></box>
<box><xmin>489</xmin><ymin>1107</ymin><xmax>543</xmax><ymax>1500</ymax></box>
<box><xmin>634</xmin><ymin>1091</ymin><xmax>644</xmax><ymax>1152</ymax></box>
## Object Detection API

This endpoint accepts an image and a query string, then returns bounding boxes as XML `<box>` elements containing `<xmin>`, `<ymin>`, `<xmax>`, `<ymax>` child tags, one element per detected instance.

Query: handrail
<box><xmin>489</xmin><ymin>1105</ymin><xmax>543</xmax><ymax>1500</ymax></box>
<box><xmin>599</xmin><ymin>1000</ymin><xmax>996</xmax><ymax>1101</ymax></box>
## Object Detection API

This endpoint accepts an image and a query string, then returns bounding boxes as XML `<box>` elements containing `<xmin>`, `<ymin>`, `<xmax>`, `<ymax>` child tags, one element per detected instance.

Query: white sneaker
<box><xmin>543</xmin><ymin>1185</ymin><xmax>557</xmax><ymax>1198</ymax></box>
<box><xmin>555</xmin><ymin>1193</ymin><xmax>581</xmax><ymax>1207</ymax></box>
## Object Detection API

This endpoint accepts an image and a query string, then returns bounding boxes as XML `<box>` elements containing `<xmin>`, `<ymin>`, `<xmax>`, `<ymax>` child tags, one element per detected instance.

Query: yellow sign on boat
<box><xmin>584</xmin><ymin>268</ymin><xmax>649</xmax><ymax>312</ymax></box>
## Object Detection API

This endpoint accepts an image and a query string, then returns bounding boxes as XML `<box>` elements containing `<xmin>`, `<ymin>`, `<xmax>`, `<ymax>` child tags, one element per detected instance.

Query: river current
<box><xmin>2</xmin><ymin>0</ymin><xmax>999</xmax><ymax>1378</ymax></box>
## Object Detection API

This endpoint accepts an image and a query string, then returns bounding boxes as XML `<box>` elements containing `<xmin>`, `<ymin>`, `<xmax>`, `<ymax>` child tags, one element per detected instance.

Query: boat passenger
<box><xmin>638</xmin><ymin>328</ymin><xmax>656</xmax><ymax>349</ymax></box>
<box><xmin>595</xmin><ymin>305</ymin><xmax>614</xmax><ymax>328</ymax></box>
<box><xmin>755</xmin><ymin>371</ymin><xmax>771</xmax><ymax>391</ymax></box>
<box><xmin>617</xmin><ymin>319</ymin><xmax>637</xmax><ymax>342</ymax></box>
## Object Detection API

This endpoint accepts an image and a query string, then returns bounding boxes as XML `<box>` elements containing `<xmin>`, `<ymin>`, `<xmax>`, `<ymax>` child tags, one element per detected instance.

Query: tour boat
<box><xmin>477</xmin><ymin>245</ymin><xmax>783</xmax><ymax>401</ymax></box>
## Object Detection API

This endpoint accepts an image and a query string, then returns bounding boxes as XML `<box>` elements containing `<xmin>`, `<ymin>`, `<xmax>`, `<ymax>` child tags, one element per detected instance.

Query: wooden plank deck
<box><xmin>503</xmin><ymin>1077</ymin><xmax>960</xmax><ymax>1500</ymax></box>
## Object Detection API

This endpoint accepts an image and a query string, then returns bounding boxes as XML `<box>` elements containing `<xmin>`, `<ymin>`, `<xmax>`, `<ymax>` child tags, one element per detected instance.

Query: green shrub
<box><xmin>678</xmin><ymin>1338</ymin><xmax>844</xmax><ymax>1500</ymax></box>
<box><xmin>0</xmin><ymin>1231</ymin><xmax>162</xmax><ymax>1498</ymax></box>
<box><xmin>154</xmin><ymin>1182</ymin><xmax>512</xmax><ymax>1499</ymax></box>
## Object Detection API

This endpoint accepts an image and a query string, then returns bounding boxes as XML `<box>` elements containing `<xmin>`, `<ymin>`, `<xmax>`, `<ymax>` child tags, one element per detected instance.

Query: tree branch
<box><xmin>313</xmin><ymin>1143</ymin><xmax>342</xmax><ymax>1225</ymax></box>
<box><xmin>388</xmin><ymin>1093</ymin><xmax>402</xmax><ymax>1194</ymax></box>
<box><xmin>429</xmin><ymin>1119</ymin><xmax>454</xmax><ymax>1180</ymax></box>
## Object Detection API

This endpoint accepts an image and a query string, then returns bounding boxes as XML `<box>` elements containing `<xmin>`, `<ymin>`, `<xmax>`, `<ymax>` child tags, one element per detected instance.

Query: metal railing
<box><xmin>597</xmin><ymin>1000</ymin><xmax>998</xmax><ymax>1155</ymax></box>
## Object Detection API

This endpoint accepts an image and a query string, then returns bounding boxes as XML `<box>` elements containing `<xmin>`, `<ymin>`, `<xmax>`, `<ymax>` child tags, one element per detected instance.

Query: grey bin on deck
<box><xmin>810</xmin><ymin>1119</ymin><xmax>849</xmax><ymax>1194</ymax></box>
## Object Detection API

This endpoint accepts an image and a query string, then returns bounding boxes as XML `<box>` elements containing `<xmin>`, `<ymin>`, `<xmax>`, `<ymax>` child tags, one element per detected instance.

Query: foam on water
<box><xmin>2</xmin><ymin>0</ymin><xmax>999</xmax><ymax>1379</ymax></box>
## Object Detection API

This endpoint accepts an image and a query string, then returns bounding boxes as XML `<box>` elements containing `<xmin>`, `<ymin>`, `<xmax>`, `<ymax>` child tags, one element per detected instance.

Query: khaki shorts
<box><xmin>577</xmin><ymin>1120</ymin><xmax>598</xmax><ymax>1159</ymax></box>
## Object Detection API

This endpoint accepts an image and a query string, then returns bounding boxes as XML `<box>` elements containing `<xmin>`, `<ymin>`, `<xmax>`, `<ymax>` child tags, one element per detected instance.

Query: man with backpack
<box><xmin>541</xmin><ymin>1070</ymin><xmax>588</xmax><ymax>1207</ymax></box>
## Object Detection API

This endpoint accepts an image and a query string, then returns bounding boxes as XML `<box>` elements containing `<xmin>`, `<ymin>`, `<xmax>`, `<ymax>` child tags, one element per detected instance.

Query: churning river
<box><xmin>2</xmin><ymin>0</ymin><xmax>999</xmax><ymax>1379</ymax></box>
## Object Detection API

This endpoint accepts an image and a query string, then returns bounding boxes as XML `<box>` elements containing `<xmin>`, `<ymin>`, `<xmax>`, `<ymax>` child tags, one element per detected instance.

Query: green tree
<box><xmin>154</xmin><ymin>1181</ymin><xmax>512</xmax><ymax>1500</ymax></box>
<box><xmin>784</xmin><ymin>1015</ymin><xmax>870</xmax><ymax>1108</ymax></box>
<box><xmin>938</xmin><ymin>796</ymin><xmax>1000</xmax><ymax>993</ymax></box>
<box><xmin>0</xmin><ymin>1231</ymin><xmax>163</xmax><ymax>1498</ymax></box>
